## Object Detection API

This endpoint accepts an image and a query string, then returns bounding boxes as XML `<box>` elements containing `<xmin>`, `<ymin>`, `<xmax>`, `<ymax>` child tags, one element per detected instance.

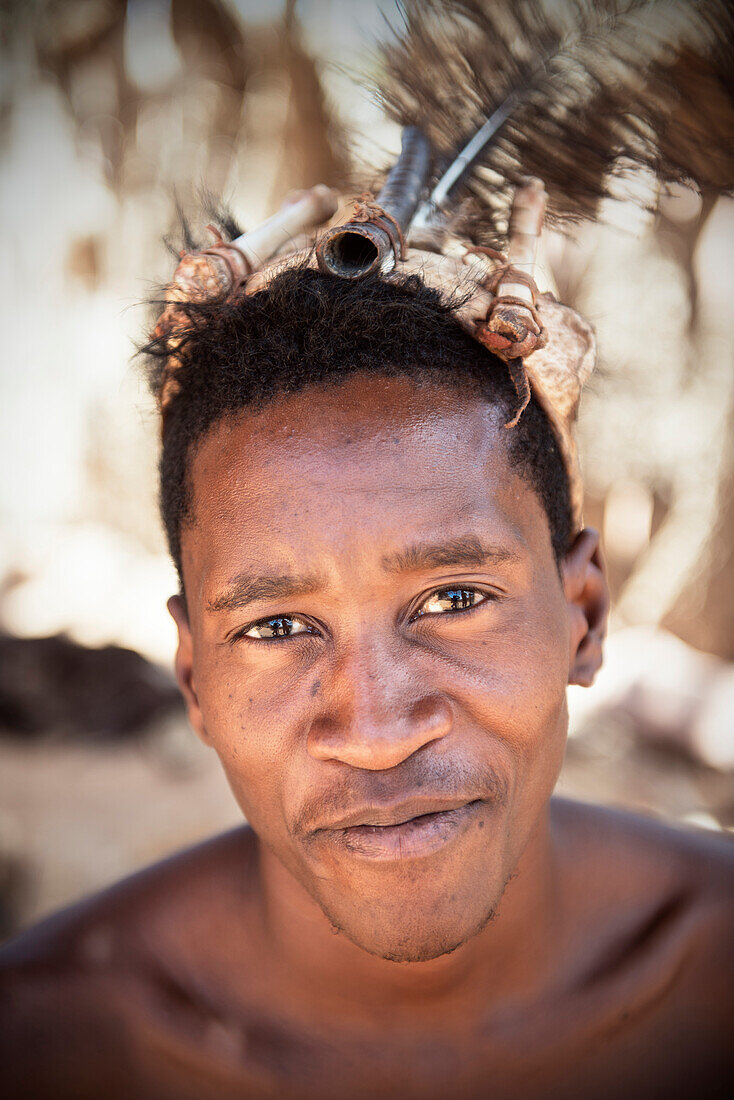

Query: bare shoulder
<box><xmin>551</xmin><ymin>797</ymin><xmax>734</xmax><ymax>1014</ymax></box>
<box><xmin>0</xmin><ymin>826</ymin><xmax>258</xmax><ymax>1097</ymax></box>
<box><xmin>551</xmin><ymin>795</ymin><xmax>734</xmax><ymax>899</ymax></box>
<box><xmin>0</xmin><ymin>824</ymin><xmax>257</xmax><ymax>970</ymax></box>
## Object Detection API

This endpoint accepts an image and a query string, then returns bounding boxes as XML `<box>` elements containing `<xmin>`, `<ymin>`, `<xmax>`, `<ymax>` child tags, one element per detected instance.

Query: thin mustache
<box><xmin>293</xmin><ymin>763</ymin><xmax>507</xmax><ymax>838</ymax></box>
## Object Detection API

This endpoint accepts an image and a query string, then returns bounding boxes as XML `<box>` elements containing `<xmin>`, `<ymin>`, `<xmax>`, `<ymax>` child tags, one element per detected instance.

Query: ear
<box><xmin>562</xmin><ymin>528</ymin><xmax>609</xmax><ymax>688</ymax></box>
<box><xmin>168</xmin><ymin>595</ymin><xmax>210</xmax><ymax>744</ymax></box>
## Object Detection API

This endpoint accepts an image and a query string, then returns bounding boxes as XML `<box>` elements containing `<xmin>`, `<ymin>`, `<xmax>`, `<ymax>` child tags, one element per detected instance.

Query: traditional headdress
<box><xmin>151</xmin><ymin>0</ymin><xmax>734</xmax><ymax>529</ymax></box>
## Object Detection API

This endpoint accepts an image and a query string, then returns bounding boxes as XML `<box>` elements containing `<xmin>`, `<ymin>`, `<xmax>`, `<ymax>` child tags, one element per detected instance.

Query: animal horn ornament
<box><xmin>150</xmin><ymin>0</ymin><xmax>734</xmax><ymax>529</ymax></box>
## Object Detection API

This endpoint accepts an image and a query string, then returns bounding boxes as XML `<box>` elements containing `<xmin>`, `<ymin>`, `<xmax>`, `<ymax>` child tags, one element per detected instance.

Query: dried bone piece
<box><xmin>471</xmin><ymin>178</ymin><xmax>549</xmax><ymax>425</ymax></box>
<box><xmin>154</xmin><ymin>186</ymin><xmax>338</xmax><ymax>418</ymax></box>
<box><xmin>161</xmin><ymin>185</ymin><xmax>339</xmax><ymax>319</ymax></box>
<box><xmin>476</xmin><ymin>178</ymin><xmax>548</xmax><ymax>353</ymax></box>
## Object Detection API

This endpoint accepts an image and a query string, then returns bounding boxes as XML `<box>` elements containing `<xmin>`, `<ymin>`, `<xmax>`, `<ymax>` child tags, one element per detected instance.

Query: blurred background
<box><xmin>1</xmin><ymin>0</ymin><xmax>733</xmax><ymax>939</ymax></box>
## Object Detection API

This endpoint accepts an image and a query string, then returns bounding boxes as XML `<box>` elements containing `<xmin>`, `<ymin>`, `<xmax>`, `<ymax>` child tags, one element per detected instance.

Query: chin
<box><xmin>379</xmin><ymin>914</ymin><xmax>497</xmax><ymax>964</ymax></box>
<box><xmin>317</xmin><ymin>882</ymin><xmax>504</xmax><ymax>964</ymax></box>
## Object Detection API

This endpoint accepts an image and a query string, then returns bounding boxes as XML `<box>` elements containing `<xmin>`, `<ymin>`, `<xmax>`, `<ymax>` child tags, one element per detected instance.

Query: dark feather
<box><xmin>199</xmin><ymin>192</ymin><xmax>244</xmax><ymax>242</ymax></box>
<box><xmin>163</xmin><ymin>193</ymin><xmax>244</xmax><ymax>261</ymax></box>
<box><xmin>377</xmin><ymin>0</ymin><xmax>734</xmax><ymax>244</ymax></box>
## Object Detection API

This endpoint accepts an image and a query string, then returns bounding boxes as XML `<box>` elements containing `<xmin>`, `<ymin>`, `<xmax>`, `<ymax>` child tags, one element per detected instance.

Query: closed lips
<box><xmin>318</xmin><ymin>797</ymin><xmax>484</xmax><ymax>832</ymax></box>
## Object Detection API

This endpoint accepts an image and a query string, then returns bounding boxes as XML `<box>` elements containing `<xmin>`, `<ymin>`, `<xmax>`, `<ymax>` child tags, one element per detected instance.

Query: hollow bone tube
<box><xmin>316</xmin><ymin>127</ymin><xmax>431</xmax><ymax>279</ymax></box>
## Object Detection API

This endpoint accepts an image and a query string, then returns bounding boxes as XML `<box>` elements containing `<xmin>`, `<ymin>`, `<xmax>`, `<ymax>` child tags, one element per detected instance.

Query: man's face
<box><xmin>174</xmin><ymin>374</ymin><xmax>597</xmax><ymax>962</ymax></box>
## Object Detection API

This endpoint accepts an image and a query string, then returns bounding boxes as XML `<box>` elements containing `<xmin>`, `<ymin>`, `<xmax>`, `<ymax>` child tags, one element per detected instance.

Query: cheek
<box><xmin>191</xmin><ymin>645</ymin><xmax>316</xmax><ymax>832</ymax></box>
<box><xmin>437</xmin><ymin>607</ymin><xmax>568</xmax><ymax>876</ymax></box>
<box><xmin>438</xmin><ymin>596</ymin><xmax>570</xmax><ymax>780</ymax></box>
<box><xmin>494</xmin><ymin>604</ymin><xmax>570</xmax><ymax>810</ymax></box>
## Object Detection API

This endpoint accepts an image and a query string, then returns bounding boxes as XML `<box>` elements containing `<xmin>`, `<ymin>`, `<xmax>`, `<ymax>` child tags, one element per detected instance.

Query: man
<box><xmin>1</xmin><ymin>263</ymin><xmax>732</xmax><ymax>1098</ymax></box>
<box><xmin>4</xmin><ymin>0</ymin><xmax>734</xmax><ymax>1089</ymax></box>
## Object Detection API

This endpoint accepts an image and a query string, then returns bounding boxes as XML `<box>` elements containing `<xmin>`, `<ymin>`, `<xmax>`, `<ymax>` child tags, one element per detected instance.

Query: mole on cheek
<box><xmin>310</xmin><ymin>679</ymin><xmax>321</xmax><ymax>697</ymax></box>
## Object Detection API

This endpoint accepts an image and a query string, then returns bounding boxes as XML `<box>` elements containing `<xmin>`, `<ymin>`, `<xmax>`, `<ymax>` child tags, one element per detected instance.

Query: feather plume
<box><xmin>377</xmin><ymin>0</ymin><xmax>734</xmax><ymax>244</ymax></box>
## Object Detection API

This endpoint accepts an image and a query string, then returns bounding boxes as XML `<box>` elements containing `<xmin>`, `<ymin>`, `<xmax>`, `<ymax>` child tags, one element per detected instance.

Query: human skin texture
<box><xmin>1</xmin><ymin>373</ymin><xmax>733</xmax><ymax>1100</ymax></box>
<box><xmin>171</xmin><ymin>373</ymin><xmax>604</xmax><ymax>963</ymax></box>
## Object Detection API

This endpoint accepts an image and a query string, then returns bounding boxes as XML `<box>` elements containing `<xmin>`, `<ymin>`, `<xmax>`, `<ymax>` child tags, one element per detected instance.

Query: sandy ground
<box><xmin>0</xmin><ymin>723</ymin><xmax>240</xmax><ymax>934</ymax></box>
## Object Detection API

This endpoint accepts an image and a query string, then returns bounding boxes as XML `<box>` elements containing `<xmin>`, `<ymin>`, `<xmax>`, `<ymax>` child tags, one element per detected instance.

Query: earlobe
<box><xmin>562</xmin><ymin>528</ymin><xmax>610</xmax><ymax>688</ymax></box>
<box><xmin>167</xmin><ymin>595</ymin><xmax>210</xmax><ymax>744</ymax></box>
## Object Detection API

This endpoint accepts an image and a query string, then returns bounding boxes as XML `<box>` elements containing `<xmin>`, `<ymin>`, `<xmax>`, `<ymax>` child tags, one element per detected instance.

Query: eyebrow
<box><xmin>208</xmin><ymin>536</ymin><xmax>520</xmax><ymax>613</ymax></box>
<box><xmin>207</xmin><ymin>572</ymin><xmax>325</xmax><ymax>613</ymax></box>
<box><xmin>382</xmin><ymin>535</ymin><xmax>520</xmax><ymax>574</ymax></box>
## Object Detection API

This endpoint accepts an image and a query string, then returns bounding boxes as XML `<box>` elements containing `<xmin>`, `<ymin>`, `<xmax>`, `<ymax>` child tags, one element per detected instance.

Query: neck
<box><xmin>253</xmin><ymin>807</ymin><xmax>561</xmax><ymax>1029</ymax></box>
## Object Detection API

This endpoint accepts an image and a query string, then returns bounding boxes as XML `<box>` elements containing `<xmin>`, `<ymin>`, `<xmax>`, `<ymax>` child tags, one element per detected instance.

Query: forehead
<box><xmin>182</xmin><ymin>374</ymin><xmax>549</xmax><ymax>591</ymax></box>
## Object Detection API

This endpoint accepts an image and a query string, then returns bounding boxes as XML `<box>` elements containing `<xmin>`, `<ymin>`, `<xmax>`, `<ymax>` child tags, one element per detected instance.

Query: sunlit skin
<box><xmin>1</xmin><ymin>373</ymin><xmax>733</xmax><ymax>1100</ymax></box>
<box><xmin>172</xmin><ymin>374</ymin><xmax>601</xmax><ymax>966</ymax></box>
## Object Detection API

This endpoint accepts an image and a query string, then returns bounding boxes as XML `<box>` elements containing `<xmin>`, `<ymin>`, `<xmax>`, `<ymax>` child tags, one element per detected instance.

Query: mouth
<box><xmin>313</xmin><ymin>799</ymin><xmax>485</xmax><ymax>862</ymax></box>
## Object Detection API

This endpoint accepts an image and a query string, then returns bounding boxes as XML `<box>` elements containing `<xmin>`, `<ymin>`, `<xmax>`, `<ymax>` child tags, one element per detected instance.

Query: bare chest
<box><xmin>119</xmin><ymin>982</ymin><xmax>731</xmax><ymax>1100</ymax></box>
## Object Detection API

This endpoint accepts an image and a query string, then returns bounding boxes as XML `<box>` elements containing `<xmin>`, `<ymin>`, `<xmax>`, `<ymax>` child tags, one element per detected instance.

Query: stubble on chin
<box><xmin>313</xmin><ymin>872</ymin><xmax>512</xmax><ymax>965</ymax></box>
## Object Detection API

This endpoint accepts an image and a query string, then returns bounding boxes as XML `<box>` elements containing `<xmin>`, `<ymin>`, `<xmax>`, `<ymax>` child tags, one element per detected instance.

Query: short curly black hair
<box><xmin>144</xmin><ymin>263</ymin><xmax>572</xmax><ymax>583</ymax></box>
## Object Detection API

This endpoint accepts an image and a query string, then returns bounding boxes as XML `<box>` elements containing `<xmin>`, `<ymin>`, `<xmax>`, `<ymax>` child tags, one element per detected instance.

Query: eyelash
<box><xmin>408</xmin><ymin>586</ymin><xmax>490</xmax><ymax>622</ymax></box>
<box><xmin>230</xmin><ymin>617</ymin><xmax>319</xmax><ymax>644</ymax></box>
<box><xmin>228</xmin><ymin>586</ymin><xmax>494</xmax><ymax>645</ymax></box>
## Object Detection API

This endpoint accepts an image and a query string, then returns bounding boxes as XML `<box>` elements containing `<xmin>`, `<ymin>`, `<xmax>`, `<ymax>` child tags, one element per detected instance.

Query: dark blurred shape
<box><xmin>65</xmin><ymin>234</ymin><xmax>103</xmax><ymax>287</ymax></box>
<box><xmin>172</xmin><ymin>0</ymin><xmax>248</xmax><ymax>91</ymax></box>
<box><xmin>0</xmin><ymin>633</ymin><xmax>183</xmax><ymax>743</ymax></box>
<box><xmin>33</xmin><ymin>0</ymin><xmax>251</xmax><ymax>193</ymax></box>
<box><xmin>0</xmin><ymin>851</ymin><xmax>29</xmax><ymax>941</ymax></box>
<box><xmin>271</xmin><ymin>0</ymin><xmax>350</xmax><ymax>204</ymax></box>
<box><xmin>35</xmin><ymin>0</ymin><xmax>122</xmax><ymax>57</ymax></box>
<box><xmin>34</xmin><ymin>0</ymin><xmax>132</xmax><ymax>186</ymax></box>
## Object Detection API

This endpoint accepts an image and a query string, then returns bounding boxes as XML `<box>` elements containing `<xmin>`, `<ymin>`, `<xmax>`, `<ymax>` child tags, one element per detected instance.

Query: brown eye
<box><xmin>415</xmin><ymin>587</ymin><xmax>486</xmax><ymax>617</ymax></box>
<box><xmin>244</xmin><ymin>616</ymin><xmax>313</xmax><ymax>640</ymax></box>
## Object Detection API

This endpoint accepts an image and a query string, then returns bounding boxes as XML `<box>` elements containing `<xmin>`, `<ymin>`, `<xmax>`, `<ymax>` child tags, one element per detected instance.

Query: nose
<box><xmin>307</xmin><ymin>637</ymin><xmax>452</xmax><ymax>770</ymax></box>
